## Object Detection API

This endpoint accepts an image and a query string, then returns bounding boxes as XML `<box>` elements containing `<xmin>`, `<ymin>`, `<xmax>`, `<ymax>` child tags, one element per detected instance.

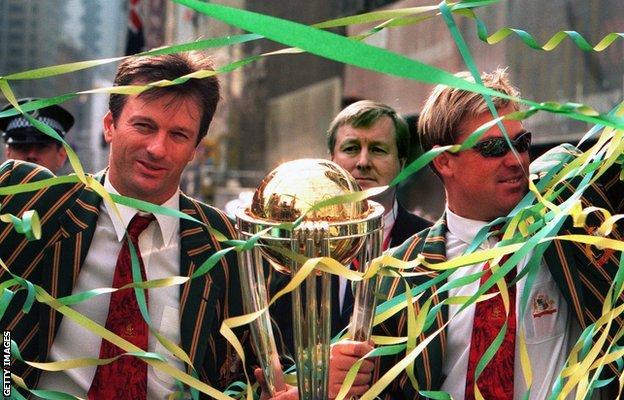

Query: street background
<box><xmin>1</xmin><ymin>0</ymin><xmax>622</xmax><ymax>220</ymax></box>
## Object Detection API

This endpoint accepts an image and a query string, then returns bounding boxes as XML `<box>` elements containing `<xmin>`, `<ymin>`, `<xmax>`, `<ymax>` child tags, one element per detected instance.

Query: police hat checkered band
<box><xmin>5</xmin><ymin>116</ymin><xmax>65</xmax><ymax>133</ymax></box>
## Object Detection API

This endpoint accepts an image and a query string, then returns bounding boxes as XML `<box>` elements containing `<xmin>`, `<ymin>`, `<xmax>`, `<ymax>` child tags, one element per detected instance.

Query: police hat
<box><xmin>0</xmin><ymin>98</ymin><xmax>74</xmax><ymax>145</ymax></box>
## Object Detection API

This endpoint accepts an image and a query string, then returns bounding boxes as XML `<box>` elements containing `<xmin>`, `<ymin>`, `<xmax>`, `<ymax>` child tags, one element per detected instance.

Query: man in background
<box><xmin>0</xmin><ymin>98</ymin><xmax>71</xmax><ymax>173</ymax></box>
<box><xmin>327</xmin><ymin>99</ymin><xmax>432</xmax><ymax>333</ymax></box>
<box><xmin>260</xmin><ymin>100</ymin><xmax>421</xmax><ymax>399</ymax></box>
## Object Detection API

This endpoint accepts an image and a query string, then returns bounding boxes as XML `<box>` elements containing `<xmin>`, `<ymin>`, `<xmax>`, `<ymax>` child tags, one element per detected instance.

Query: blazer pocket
<box><xmin>523</xmin><ymin>278</ymin><xmax>568</xmax><ymax>344</ymax></box>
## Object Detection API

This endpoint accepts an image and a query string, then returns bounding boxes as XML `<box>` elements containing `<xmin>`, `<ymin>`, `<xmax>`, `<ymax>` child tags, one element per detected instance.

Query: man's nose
<box><xmin>356</xmin><ymin>150</ymin><xmax>371</xmax><ymax>169</ymax></box>
<box><xmin>501</xmin><ymin>147</ymin><xmax>526</xmax><ymax>168</ymax></box>
<box><xmin>146</xmin><ymin>131</ymin><xmax>167</xmax><ymax>158</ymax></box>
<box><xmin>25</xmin><ymin>146</ymin><xmax>40</xmax><ymax>160</ymax></box>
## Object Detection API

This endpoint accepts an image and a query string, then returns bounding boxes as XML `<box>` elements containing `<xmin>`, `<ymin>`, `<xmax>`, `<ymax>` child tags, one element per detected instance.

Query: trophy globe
<box><xmin>239</xmin><ymin>158</ymin><xmax>380</xmax><ymax>273</ymax></box>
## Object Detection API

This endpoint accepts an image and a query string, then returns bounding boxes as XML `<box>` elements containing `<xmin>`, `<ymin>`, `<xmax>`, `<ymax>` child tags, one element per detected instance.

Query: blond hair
<box><xmin>418</xmin><ymin>68</ymin><xmax>520</xmax><ymax>152</ymax></box>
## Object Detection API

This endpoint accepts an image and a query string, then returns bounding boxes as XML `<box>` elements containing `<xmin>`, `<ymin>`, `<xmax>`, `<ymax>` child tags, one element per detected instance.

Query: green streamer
<box><xmin>1</xmin><ymin>2</ymin><xmax>623</xmax><ymax>399</ymax></box>
<box><xmin>462</xmin><ymin>8</ymin><xmax>624</xmax><ymax>51</ymax></box>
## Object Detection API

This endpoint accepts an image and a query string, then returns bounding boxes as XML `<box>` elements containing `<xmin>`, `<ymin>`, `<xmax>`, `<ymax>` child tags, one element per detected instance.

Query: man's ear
<box><xmin>103</xmin><ymin>111</ymin><xmax>114</xmax><ymax>144</ymax></box>
<box><xmin>55</xmin><ymin>146</ymin><xmax>68</xmax><ymax>170</ymax></box>
<box><xmin>431</xmin><ymin>146</ymin><xmax>454</xmax><ymax>179</ymax></box>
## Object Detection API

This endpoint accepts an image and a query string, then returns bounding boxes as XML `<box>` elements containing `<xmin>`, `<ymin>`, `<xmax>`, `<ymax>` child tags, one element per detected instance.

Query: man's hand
<box><xmin>328</xmin><ymin>340</ymin><xmax>375</xmax><ymax>399</ymax></box>
<box><xmin>254</xmin><ymin>368</ymin><xmax>298</xmax><ymax>400</ymax></box>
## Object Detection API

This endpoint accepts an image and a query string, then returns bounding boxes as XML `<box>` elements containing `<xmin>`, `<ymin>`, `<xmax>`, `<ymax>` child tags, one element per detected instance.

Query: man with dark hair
<box><xmin>374</xmin><ymin>68</ymin><xmax>623</xmax><ymax>399</ymax></box>
<box><xmin>0</xmin><ymin>53</ymin><xmax>242</xmax><ymax>399</ymax></box>
<box><xmin>108</xmin><ymin>54</ymin><xmax>220</xmax><ymax>146</ymax></box>
<box><xmin>327</xmin><ymin>100</ymin><xmax>431</xmax><ymax>333</ymax></box>
<box><xmin>0</xmin><ymin>98</ymin><xmax>72</xmax><ymax>173</ymax></box>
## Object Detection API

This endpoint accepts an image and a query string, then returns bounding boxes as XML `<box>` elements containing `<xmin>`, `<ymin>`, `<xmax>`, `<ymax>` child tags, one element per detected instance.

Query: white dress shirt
<box><xmin>38</xmin><ymin>176</ymin><xmax>186</xmax><ymax>399</ymax></box>
<box><xmin>440</xmin><ymin>207</ymin><xmax>586</xmax><ymax>400</ymax></box>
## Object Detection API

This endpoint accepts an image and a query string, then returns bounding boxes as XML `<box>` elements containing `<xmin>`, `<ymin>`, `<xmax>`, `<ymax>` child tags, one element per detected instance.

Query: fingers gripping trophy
<box><xmin>236</xmin><ymin>159</ymin><xmax>384</xmax><ymax>399</ymax></box>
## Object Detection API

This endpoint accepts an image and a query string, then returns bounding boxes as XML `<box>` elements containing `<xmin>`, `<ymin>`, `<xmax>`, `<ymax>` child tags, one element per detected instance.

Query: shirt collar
<box><xmin>446</xmin><ymin>206</ymin><xmax>494</xmax><ymax>249</ymax></box>
<box><xmin>103</xmin><ymin>175</ymin><xmax>180</xmax><ymax>246</ymax></box>
<box><xmin>382</xmin><ymin>200</ymin><xmax>399</xmax><ymax>241</ymax></box>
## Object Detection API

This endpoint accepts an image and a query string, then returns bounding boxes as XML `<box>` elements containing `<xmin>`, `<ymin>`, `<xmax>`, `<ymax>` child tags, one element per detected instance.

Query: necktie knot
<box><xmin>488</xmin><ymin>223</ymin><xmax>506</xmax><ymax>242</ymax></box>
<box><xmin>127</xmin><ymin>214</ymin><xmax>154</xmax><ymax>241</ymax></box>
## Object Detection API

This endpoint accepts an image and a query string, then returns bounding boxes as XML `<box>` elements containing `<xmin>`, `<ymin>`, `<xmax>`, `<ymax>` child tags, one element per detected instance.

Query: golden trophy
<box><xmin>236</xmin><ymin>159</ymin><xmax>384</xmax><ymax>399</ymax></box>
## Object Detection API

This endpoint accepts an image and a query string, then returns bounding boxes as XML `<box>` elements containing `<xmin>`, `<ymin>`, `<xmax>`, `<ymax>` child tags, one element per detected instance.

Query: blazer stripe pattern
<box><xmin>373</xmin><ymin>218</ymin><xmax>449</xmax><ymax>399</ymax></box>
<box><xmin>0</xmin><ymin>160</ymin><xmax>244</xmax><ymax>398</ymax></box>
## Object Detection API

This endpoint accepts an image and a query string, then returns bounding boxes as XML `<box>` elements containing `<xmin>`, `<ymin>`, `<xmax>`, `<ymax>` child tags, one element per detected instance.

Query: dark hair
<box><xmin>327</xmin><ymin>100</ymin><xmax>409</xmax><ymax>161</ymax></box>
<box><xmin>109</xmin><ymin>53</ymin><xmax>220</xmax><ymax>145</ymax></box>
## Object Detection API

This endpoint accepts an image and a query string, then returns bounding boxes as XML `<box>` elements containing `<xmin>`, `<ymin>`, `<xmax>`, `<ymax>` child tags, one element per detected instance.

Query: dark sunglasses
<box><xmin>472</xmin><ymin>131</ymin><xmax>532</xmax><ymax>158</ymax></box>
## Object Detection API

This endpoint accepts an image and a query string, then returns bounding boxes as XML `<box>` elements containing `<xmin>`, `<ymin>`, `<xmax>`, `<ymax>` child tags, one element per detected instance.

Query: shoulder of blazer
<box><xmin>0</xmin><ymin>159</ymin><xmax>89</xmax><ymax>199</ymax></box>
<box><xmin>0</xmin><ymin>159</ymin><xmax>55</xmax><ymax>186</ymax></box>
<box><xmin>391</xmin><ymin>203</ymin><xmax>433</xmax><ymax>248</ymax></box>
<box><xmin>379</xmin><ymin>224</ymin><xmax>435</xmax><ymax>299</ymax></box>
<box><xmin>0</xmin><ymin>160</ymin><xmax>90</xmax><ymax>248</ymax></box>
<box><xmin>0</xmin><ymin>162</ymin><xmax>96</xmax><ymax>288</ymax></box>
<box><xmin>178</xmin><ymin>192</ymin><xmax>239</xmax><ymax>293</ymax></box>
<box><xmin>381</xmin><ymin>216</ymin><xmax>448</xmax><ymax>297</ymax></box>
<box><xmin>391</xmin><ymin>224</ymin><xmax>432</xmax><ymax>262</ymax></box>
<box><xmin>180</xmin><ymin>193</ymin><xmax>237</xmax><ymax>239</ymax></box>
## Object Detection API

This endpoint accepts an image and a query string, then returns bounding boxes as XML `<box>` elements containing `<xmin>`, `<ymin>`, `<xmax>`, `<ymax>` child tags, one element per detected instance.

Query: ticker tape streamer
<box><xmin>1</xmin><ymin>1</ymin><xmax>623</xmax><ymax>398</ymax></box>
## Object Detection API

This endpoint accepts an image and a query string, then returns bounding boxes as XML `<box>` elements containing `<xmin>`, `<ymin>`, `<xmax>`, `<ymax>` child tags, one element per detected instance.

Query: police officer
<box><xmin>0</xmin><ymin>98</ymin><xmax>73</xmax><ymax>173</ymax></box>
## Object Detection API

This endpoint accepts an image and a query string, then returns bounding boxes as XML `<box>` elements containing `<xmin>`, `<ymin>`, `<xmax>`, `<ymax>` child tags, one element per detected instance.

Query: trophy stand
<box><xmin>291</xmin><ymin>222</ymin><xmax>332</xmax><ymax>400</ymax></box>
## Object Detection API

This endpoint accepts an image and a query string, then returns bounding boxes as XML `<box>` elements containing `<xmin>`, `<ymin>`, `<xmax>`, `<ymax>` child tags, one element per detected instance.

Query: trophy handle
<box><xmin>348</xmin><ymin>228</ymin><xmax>383</xmax><ymax>342</ymax></box>
<box><xmin>237</xmin><ymin>246</ymin><xmax>286</xmax><ymax>396</ymax></box>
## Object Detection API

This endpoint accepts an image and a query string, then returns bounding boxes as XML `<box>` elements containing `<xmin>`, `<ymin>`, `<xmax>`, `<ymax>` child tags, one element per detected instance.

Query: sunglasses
<box><xmin>472</xmin><ymin>131</ymin><xmax>532</xmax><ymax>158</ymax></box>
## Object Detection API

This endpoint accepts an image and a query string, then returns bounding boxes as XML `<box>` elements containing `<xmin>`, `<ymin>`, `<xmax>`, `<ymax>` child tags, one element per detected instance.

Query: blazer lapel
<box><xmin>38</xmin><ymin>179</ymin><xmax>102</xmax><ymax>362</ymax></box>
<box><xmin>412</xmin><ymin>216</ymin><xmax>449</xmax><ymax>390</ymax></box>
<box><xmin>178</xmin><ymin>195</ymin><xmax>222</xmax><ymax>375</ymax></box>
<box><xmin>419</xmin><ymin>216</ymin><xmax>449</xmax><ymax>267</ymax></box>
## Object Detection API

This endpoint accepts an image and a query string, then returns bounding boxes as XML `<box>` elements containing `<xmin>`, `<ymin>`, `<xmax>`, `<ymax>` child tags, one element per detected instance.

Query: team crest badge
<box><xmin>532</xmin><ymin>293</ymin><xmax>557</xmax><ymax>318</ymax></box>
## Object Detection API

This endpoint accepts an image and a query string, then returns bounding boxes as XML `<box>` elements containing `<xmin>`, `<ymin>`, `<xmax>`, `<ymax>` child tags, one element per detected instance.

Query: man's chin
<box><xmin>126</xmin><ymin>178</ymin><xmax>168</xmax><ymax>202</ymax></box>
<box><xmin>355</xmin><ymin>179</ymin><xmax>376</xmax><ymax>190</ymax></box>
<box><xmin>498</xmin><ymin>199</ymin><xmax>524</xmax><ymax>218</ymax></box>
<box><xmin>499</xmin><ymin>187</ymin><xmax>528</xmax><ymax>208</ymax></box>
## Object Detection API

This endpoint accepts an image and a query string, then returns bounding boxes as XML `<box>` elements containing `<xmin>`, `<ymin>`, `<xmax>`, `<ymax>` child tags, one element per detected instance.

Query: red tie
<box><xmin>88</xmin><ymin>214</ymin><xmax>155</xmax><ymax>400</ymax></box>
<box><xmin>464</xmin><ymin>244</ymin><xmax>516</xmax><ymax>399</ymax></box>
